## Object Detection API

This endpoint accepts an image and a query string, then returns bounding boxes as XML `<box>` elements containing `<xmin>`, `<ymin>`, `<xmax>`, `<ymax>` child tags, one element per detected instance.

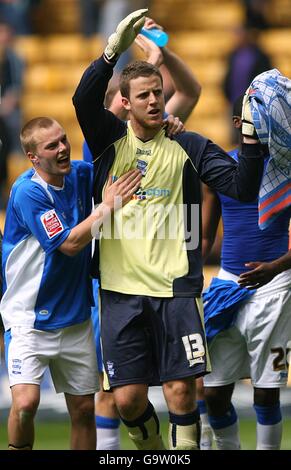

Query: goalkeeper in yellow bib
<box><xmin>73</xmin><ymin>9</ymin><xmax>264</xmax><ymax>450</ymax></box>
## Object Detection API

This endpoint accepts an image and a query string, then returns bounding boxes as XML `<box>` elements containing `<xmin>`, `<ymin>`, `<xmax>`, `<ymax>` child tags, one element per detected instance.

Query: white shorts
<box><xmin>204</xmin><ymin>268</ymin><xmax>291</xmax><ymax>388</ymax></box>
<box><xmin>6</xmin><ymin>319</ymin><xmax>99</xmax><ymax>394</ymax></box>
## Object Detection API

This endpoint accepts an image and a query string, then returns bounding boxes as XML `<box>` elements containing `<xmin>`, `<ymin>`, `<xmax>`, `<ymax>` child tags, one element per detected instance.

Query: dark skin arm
<box><xmin>201</xmin><ymin>183</ymin><xmax>222</xmax><ymax>261</ymax></box>
<box><xmin>238</xmin><ymin>249</ymin><xmax>291</xmax><ymax>289</ymax></box>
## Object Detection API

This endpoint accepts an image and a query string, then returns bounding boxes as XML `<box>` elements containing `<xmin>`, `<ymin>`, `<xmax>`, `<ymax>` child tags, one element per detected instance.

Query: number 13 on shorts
<box><xmin>182</xmin><ymin>333</ymin><xmax>205</xmax><ymax>367</ymax></box>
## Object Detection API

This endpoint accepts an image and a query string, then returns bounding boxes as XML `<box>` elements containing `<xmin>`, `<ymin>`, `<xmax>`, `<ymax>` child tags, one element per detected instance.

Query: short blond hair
<box><xmin>20</xmin><ymin>117</ymin><xmax>59</xmax><ymax>154</ymax></box>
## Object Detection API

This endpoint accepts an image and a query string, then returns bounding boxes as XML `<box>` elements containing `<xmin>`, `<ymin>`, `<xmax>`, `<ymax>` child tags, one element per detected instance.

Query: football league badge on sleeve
<box><xmin>41</xmin><ymin>210</ymin><xmax>64</xmax><ymax>239</ymax></box>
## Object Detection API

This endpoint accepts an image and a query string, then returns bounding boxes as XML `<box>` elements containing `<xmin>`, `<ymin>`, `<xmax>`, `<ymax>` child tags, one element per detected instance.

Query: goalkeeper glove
<box><xmin>104</xmin><ymin>9</ymin><xmax>148</xmax><ymax>62</ymax></box>
<box><xmin>241</xmin><ymin>87</ymin><xmax>258</xmax><ymax>139</ymax></box>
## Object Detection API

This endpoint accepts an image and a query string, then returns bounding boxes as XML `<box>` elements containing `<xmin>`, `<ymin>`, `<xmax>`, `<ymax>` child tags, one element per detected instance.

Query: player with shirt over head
<box><xmin>202</xmin><ymin>95</ymin><xmax>291</xmax><ymax>450</ymax></box>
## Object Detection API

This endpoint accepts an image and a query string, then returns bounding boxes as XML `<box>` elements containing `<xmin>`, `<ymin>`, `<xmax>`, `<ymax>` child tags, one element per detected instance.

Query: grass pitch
<box><xmin>0</xmin><ymin>418</ymin><xmax>290</xmax><ymax>450</ymax></box>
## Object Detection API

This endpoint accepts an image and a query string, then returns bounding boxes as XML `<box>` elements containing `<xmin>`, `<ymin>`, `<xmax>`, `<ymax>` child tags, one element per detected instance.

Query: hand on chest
<box><xmin>114</xmin><ymin>138</ymin><xmax>186</xmax><ymax>194</ymax></box>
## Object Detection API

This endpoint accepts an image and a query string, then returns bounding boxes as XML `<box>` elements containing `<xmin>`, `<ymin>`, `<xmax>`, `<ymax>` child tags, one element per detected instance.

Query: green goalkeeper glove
<box><xmin>104</xmin><ymin>9</ymin><xmax>148</xmax><ymax>62</ymax></box>
<box><xmin>241</xmin><ymin>87</ymin><xmax>258</xmax><ymax>139</ymax></box>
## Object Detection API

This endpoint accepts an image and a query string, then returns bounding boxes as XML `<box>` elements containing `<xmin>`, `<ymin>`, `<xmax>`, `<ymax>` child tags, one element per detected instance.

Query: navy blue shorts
<box><xmin>100</xmin><ymin>290</ymin><xmax>210</xmax><ymax>388</ymax></box>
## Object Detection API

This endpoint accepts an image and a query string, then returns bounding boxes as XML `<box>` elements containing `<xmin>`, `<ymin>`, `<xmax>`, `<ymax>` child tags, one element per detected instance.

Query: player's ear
<box><xmin>27</xmin><ymin>152</ymin><xmax>39</xmax><ymax>164</ymax></box>
<box><xmin>121</xmin><ymin>96</ymin><xmax>131</xmax><ymax>111</ymax></box>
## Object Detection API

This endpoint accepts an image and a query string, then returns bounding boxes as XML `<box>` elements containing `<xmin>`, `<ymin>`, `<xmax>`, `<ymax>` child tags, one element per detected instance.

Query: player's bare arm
<box><xmin>238</xmin><ymin>249</ymin><xmax>291</xmax><ymax>289</ymax></box>
<box><xmin>201</xmin><ymin>184</ymin><xmax>221</xmax><ymax>261</ymax></box>
<box><xmin>59</xmin><ymin>169</ymin><xmax>141</xmax><ymax>256</ymax></box>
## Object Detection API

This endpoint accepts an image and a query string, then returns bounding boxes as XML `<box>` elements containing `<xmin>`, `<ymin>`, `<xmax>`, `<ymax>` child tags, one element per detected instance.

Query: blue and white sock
<box><xmin>197</xmin><ymin>400</ymin><xmax>213</xmax><ymax>450</ymax></box>
<box><xmin>96</xmin><ymin>415</ymin><xmax>120</xmax><ymax>450</ymax></box>
<box><xmin>208</xmin><ymin>403</ymin><xmax>240</xmax><ymax>450</ymax></box>
<box><xmin>254</xmin><ymin>403</ymin><xmax>282</xmax><ymax>450</ymax></box>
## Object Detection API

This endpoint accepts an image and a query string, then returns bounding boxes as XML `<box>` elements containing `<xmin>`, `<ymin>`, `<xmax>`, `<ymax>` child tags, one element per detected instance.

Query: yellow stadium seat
<box><xmin>186</xmin><ymin>115</ymin><xmax>231</xmax><ymax>150</ymax></box>
<box><xmin>170</xmin><ymin>31</ymin><xmax>235</xmax><ymax>59</ymax></box>
<box><xmin>45</xmin><ymin>35</ymin><xmax>90</xmax><ymax>63</ymax></box>
<box><xmin>7</xmin><ymin>153</ymin><xmax>31</xmax><ymax>190</ymax></box>
<box><xmin>22</xmin><ymin>92</ymin><xmax>75</xmax><ymax>123</ymax></box>
<box><xmin>15</xmin><ymin>36</ymin><xmax>44</xmax><ymax>64</ymax></box>
<box><xmin>24</xmin><ymin>63</ymin><xmax>88</xmax><ymax>93</ymax></box>
<box><xmin>260</xmin><ymin>29</ymin><xmax>291</xmax><ymax>57</ymax></box>
<box><xmin>192</xmin><ymin>89</ymin><xmax>228</xmax><ymax>118</ymax></box>
<box><xmin>32</xmin><ymin>0</ymin><xmax>81</xmax><ymax>34</ymax></box>
<box><xmin>188</xmin><ymin>59</ymin><xmax>227</xmax><ymax>87</ymax></box>
<box><xmin>88</xmin><ymin>36</ymin><xmax>105</xmax><ymax>61</ymax></box>
<box><xmin>272</xmin><ymin>58</ymin><xmax>291</xmax><ymax>78</ymax></box>
<box><xmin>265</xmin><ymin>0</ymin><xmax>291</xmax><ymax>27</ymax></box>
<box><xmin>24</xmin><ymin>64</ymin><xmax>51</xmax><ymax>92</ymax></box>
<box><xmin>151</xmin><ymin>0</ymin><xmax>243</xmax><ymax>30</ymax></box>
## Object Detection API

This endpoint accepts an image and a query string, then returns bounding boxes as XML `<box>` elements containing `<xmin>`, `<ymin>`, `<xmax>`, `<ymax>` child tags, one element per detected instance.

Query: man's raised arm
<box><xmin>73</xmin><ymin>9</ymin><xmax>147</xmax><ymax>157</ymax></box>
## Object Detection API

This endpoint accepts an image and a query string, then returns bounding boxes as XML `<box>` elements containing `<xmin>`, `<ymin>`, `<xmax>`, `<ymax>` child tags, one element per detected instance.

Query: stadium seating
<box><xmin>260</xmin><ymin>29</ymin><xmax>291</xmax><ymax>77</ymax></box>
<box><xmin>265</xmin><ymin>0</ymin><xmax>291</xmax><ymax>27</ymax></box>
<box><xmin>32</xmin><ymin>0</ymin><xmax>81</xmax><ymax>34</ymax></box>
<box><xmin>150</xmin><ymin>0</ymin><xmax>244</xmax><ymax>30</ymax></box>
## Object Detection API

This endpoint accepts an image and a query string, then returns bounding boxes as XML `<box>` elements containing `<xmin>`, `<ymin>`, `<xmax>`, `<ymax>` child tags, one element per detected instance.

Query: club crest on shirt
<box><xmin>41</xmin><ymin>209</ymin><xmax>64</xmax><ymax>239</ymax></box>
<box><xmin>136</xmin><ymin>159</ymin><xmax>148</xmax><ymax>176</ymax></box>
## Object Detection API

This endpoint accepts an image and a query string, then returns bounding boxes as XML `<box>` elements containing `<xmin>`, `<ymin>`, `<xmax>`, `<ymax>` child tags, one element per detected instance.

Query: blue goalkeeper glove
<box><xmin>104</xmin><ymin>9</ymin><xmax>148</xmax><ymax>62</ymax></box>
